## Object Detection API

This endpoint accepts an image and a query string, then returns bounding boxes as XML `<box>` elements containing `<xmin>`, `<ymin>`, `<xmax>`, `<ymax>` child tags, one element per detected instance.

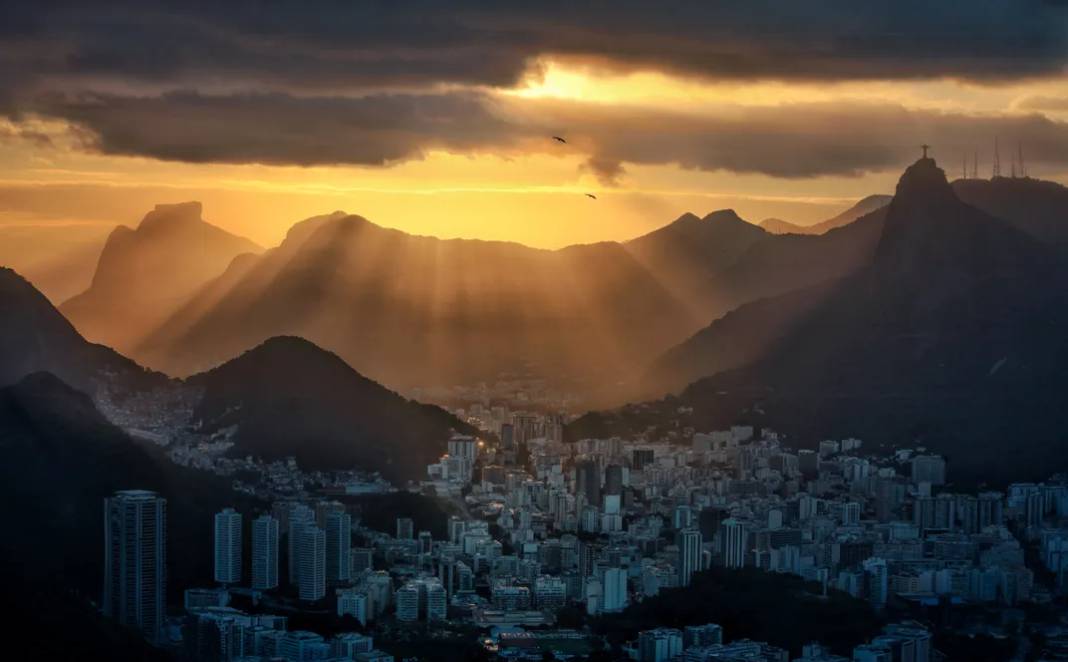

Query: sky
<box><xmin>2</xmin><ymin>2</ymin><xmax>1068</xmax><ymax>249</ymax></box>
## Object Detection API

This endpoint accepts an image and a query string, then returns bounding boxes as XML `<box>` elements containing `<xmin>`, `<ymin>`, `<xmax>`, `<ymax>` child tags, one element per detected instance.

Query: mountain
<box><xmin>805</xmin><ymin>194</ymin><xmax>891</xmax><ymax>234</ymax></box>
<box><xmin>134</xmin><ymin>213</ymin><xmax>701</xmax><ymax>396</ymax></box>
<box><xmin>0</xmin><ymin>372</ymin><xmax>244</xmax><ymax>598</ymax></box>
<box><xmin>953</xmin><ymin>176</ymin><xmax>1068</xmax><ymax>248</ymax></box>
<box><xmin>756</xmin><ymin>195</ymin><xmax>892</xmax><ymax>236</ymax></box>
<box><xmin>636</xmin><ymin>157</ymin><xmax>1068</xmax><ymax>483</ymax></box>
<box><xmin>759</xmin><ymin>217</ymin><xmax>810</xmax><ymax>235</ymax></box>
<box><xmin>60</xmin><ymin>202</ymin><xmax>261</xmax><ymax>355</ymax></box>
<box><xmin>623</xmin><ymin>210</ymin><xmax>771</xmax><ymax>314</ymax></box>
<box><xmin>0</xmin><ymin>223</ymin><xmax>112</xmax><ymax>303</ymax></box>
<box><xmin>0</xmin><ymin>266</ymin><xmax>162</xmax><ymax>393</ymax></box>
<box><xmin>186</xmin><ymin>335</ymin><xmax>477</xmax><ymax>483</ymax></box>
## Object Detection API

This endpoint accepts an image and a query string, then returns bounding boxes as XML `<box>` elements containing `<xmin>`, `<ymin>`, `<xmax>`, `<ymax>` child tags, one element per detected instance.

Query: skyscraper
<box><xmin>296</xmin><ymin>524</ymin><xmax>326</xmax><ymax>601</ymax></box>
<box><xmin>719</xmin><ymin>519</ymin><xmax>747</xmax><ymax>569</ymax></box>
<box><xmin>676</xmin><ymin>528</ymin><xmax>702</xmax><ymax>586</ymax></box>
<box><xmin>251</xmin><ymin>514</ymin><xmax>280</xmax><ymax>590</ymax></box>
<box><xmin>324</xmin><ymin>510</ymin><xmax>352</xmax><ymax>585</ymax></box>
<box><xmin>103</xmin><ymin>490</ymin><xmax>167</xmax><ymax>643</ymax></box>
<box><xmin>286</xmin><ymin>503</ymin><xmax>315</xmax><ymax>586</ymax></box>
<box><xmin>213</xmin><ymin>507</ymin><xmax>242</xmax><ymax>584</ymax></box>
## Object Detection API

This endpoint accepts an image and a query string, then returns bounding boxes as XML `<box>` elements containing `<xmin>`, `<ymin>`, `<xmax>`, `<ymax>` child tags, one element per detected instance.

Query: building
<box><xmin>683</xmin><ymin>623</ymin><xmax>723</xmax><ymax>648</ymax></box>
<box><xmin>448</xmin><ymin>434</ymin><xmax>478</xmax><ymax>463</ymax></box>
<box><xmin>534</xmin><ymin>575</ymin><xmax>567</xmax><ymax>609</ymax></box>
<box><xmin>286</xmin><ymin>503</ymin><xmax>315</xmax><ymax>586</ymax></box>
<box><xmin>910</xmin><ymin>455</ymin><xmax>946</xmax><ymax>486</ymax></box>
<box><xmin>332</xmin><ymin>632</ymin><xmax>374</xmax><ymax>658</ymax></box>
<box><xmin>324</xmin><ymin>510</ymin><xmax>352</xmax><ymax>585</ymax></box>
<box><xmin>337</xmin><ymin>588</ymin><xmax>370</xmax><ymax>625</ymax></box>
<box><xmin>638</xmin><ymin>628</ymin><xmax>683</xmax><ymax>662</ymax></box>
<box><xmin>677</xmin><ymin>528</ymin><xmax>702</xmax><ymax>586</ymax></box>
<box><xmin>251</xmin><ymin>514</ymin><xmax>280</xmax><ymax>590</ymax></box>
<box><xmin>396</xmin><ymin>517</ymin><xmax>415</xmax><ymax>540</ymax></box>
<box><xmin>719</xmin><ymin>519</ymin><xmax>747</xmax><ymax>569</ymax></box>
<box><xmin>351</xmin><ymin>547</ymin><xmax>373</xmax><ymax>575</ymax></box>
<box><xmin>295</xmin><ymin>524</ymin><xmax>326</xmax><ymax>602</ymax></box>
<box><xmin>602</xmin><ymin>567</ymin><xmax>628</xmax><ymax>613</ymax></box>
<box><xmin>278</xmin><ymin>630</ymin><xmax>330</xmax><ymax>661</ymax></box>
<box><xmin>103</xmin><ymin>490</ymin><xmax>167</xmax><ymax>643</ymax></box>
<box><xmin>395</xmin><ymin>583</ymin><xmax>421</xmax><ymax>622</ymax></box>
<box><xmin>213</xmin><ymin>507</ymin><xmax>242</xmax><ymax>585</ymax></box>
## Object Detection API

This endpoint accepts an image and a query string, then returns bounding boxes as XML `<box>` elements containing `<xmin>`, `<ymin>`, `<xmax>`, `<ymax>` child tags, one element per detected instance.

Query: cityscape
<box><xmin>4</xmin><ymin>3</ymin><xmax>1068</xmax><ymax>661</ymax></box>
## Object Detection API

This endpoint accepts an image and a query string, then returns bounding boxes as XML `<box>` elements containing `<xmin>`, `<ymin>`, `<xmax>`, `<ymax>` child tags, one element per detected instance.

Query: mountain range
<box><xmin>58</xmin><ymin>197</ymin><xmax>914</xmax><ymax>403</ymax></box>
<box><xmin>594</xmin><ymin>159</ymin><xmax>1068</xmax><ymax>483</ymax></box>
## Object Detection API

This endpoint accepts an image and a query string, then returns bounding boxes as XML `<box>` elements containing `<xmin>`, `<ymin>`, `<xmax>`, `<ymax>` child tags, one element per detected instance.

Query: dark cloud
<box><xmin>584</xmin><ymin>157</ymin><xmax>627</xmax><ymax>187</ymax></box>
<box><xmin>548</xmin><ymin>101</ymin><xmax>1068</xmax><ymax>178</ymax></box>
<box><xmin>0</xmin><ymin>1</ymin><xmax>1063</xmax><ymax>104</ymax></box>
<box><xmin>40</xmin><ymin>90</ymin><xmax>526</xmax><ymax>166</ymax></box>
<box><xmin>32</xmin><ymin>87</ymin><xmax>1068</xmax><ymax>179</ymax></box>
<box><xmin>2</xmin><ymin>2</ymin><xmax>1067</xmax><ymax>177</ymax></box>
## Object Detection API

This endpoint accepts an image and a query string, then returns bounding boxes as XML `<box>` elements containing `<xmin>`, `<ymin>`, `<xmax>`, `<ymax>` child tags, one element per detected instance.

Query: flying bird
<box><xmin>585</xmin><ymin>193</ymin><xmax>597</xmax><ymax>200</ymax></box>
<box><xmin>552</xmin><ymin>136</ymin><xmax>567</xmax><ymax>144</ymax></box>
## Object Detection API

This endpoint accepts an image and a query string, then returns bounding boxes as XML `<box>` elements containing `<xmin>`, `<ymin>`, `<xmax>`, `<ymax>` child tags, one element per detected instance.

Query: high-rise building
<box><xmin>103</xmin><ymin>490</ymin><xmax>167</xmax><ymax>643</ymax></box>
<box><xmin>286</xmin><ymin>503</ymin><xmax>315</xmax><ymax>586</ymax></box>
<box><xmin>719</xmin><ymin>519</ymin><xmax>747</xmax><ymax>569</ymax></box>
<box><xmin>251</xmin><ymin>514</ymin><xmax>280</xmax><ymax>590</ymax></box>
<box><xmin>576</xmin><ymin>458</ymin><xmax>601</xmax><ymax>507</ymax></box>
<box><xmin>448</xmin><ymin>434</ymin><xmax>478</xmax><ymax>463</ymax></box>
<box><xmin>602</xmin><ymin>567</ymin><xmax>628</xmax><ymax>612</ymax></box>
<box><xmin>396</xmin><ymin>517</ymin><xmax>415</xmax><ymax>540</ymax></box>
<box><xmin>638</xmin><ymin>628</ymin><xmax>683</xmax><ymax>662</ymax></box>
<box><xmin>324</xmin><ymin>510</ymin><xmax>351</xmax><ymax>585</ymax></box>
<box><xmin>677</xmin><ymin>528</ymin><xmax>702</xmax><ymax>586</ymax></box>
<box><xmin>213</xmin><ymin>507</ymin><xmax>242</xmax><ymax>585</ymax></box>
<box><xmin>395</xmin><ymin>584</ymin><xmax>420</xmax><ymax>622</ymax></box>
<box><xmin>295</xmin><ymin>524</ymin><xmax>326</xmax><ymax>601</ymax></box>
<box><xmin>418</xmin><ymin>530</ymin><xmax>433</xmax><ymax>554</ymax></box>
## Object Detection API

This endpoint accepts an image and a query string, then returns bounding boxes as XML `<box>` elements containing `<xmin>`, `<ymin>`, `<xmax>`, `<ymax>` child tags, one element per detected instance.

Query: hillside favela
<box><xmin>5</xmin><ymin>4</ymin><xmax>1068</xmax><ymax>662</ymax></box>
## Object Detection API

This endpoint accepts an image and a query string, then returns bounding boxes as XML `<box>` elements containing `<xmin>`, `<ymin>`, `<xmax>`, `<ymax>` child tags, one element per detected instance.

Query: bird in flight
<box><xmin>585</xmin><ymin>193</ymin><xmax>597</xmax><ymax>200</ymax></box>
<box><xmin>552</xmin><ymin>136</ymin><xmax>567</xmax><ymax>144</ymax></box>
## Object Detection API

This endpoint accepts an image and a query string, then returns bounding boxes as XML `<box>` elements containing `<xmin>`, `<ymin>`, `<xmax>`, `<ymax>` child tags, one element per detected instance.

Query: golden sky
<box><xmin>2</xmin><ymin>4</ymin><xmax>1068</xmax><ymax>249</ymax></box>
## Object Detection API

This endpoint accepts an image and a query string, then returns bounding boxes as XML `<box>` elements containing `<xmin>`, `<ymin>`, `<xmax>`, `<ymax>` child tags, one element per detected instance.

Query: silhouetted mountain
<box><xmin>0</xmin><ymin>372</ymin><xmax>245</xmax><ymax>599</ymax></box>
<box><xmin>186</xmin><ymin>336</ymin><xmax>477</xmax><ymax>482</ymax></box>
<box><xmin>61</xmin><ymin>202</ymin><xmax>261</xmax><ymax>355</ymax></box>
<box><xmin>643</xmin><ymin>158</ymin><xmax>1068</xmax><ymax>483</ymax></box>
<box><xmin>759</xmin><ymin>217</ymin><xmax>809</xmax><ymax>234</ymax></box>
<box><xmin>805</xmin><ymin>194</ymin><xmax>891</xmax><ymax>234</ymax></box>
<box><xmin>136</xmin><ymin>213</ymin><xmax>699</xmax><ymax>396</ymax></box>
<box><xmin>0</xmin><ymin>267</ymin><xmax>162</xmax><ymax>393</ymax></box>
<box><xmin>953</xmin><ymin>176</ymin><xmax>1068</xmax><ymax>248</ymax></box>
<box><xmin>624</xmin><ymin>210</ymin><xmax>770</xmax><ymax>313</ymax></box>
<box><xmin>757</xmin><ymin>195</ymin><xmax>892</xmax><ymax>236</ymax></box>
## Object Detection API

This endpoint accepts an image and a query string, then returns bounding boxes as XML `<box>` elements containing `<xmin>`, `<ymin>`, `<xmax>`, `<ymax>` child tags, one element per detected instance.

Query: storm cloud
<box><xmin>2</xmin><ymin>2</ymin><xmax>1068</xmax><ymax>177</ymax></box>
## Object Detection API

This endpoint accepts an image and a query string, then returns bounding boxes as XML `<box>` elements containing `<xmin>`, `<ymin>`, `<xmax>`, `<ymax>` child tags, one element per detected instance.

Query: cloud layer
<box><xmin>2</xmin><ymin>2</ymin><xmax>1068</xmax><ymax>177</ymax></box>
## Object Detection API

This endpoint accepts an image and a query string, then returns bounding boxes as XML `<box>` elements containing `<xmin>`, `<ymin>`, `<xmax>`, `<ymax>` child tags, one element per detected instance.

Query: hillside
<box><xmin>0</xmin><ymin>372</ymin><xmax>246</xmax><ymax>598</ymax></box>
<box><xmin>186</xmin><ymin>336</ymin><xmax>477</xmax><ymax>482</ymax></box>
<box><xmin>0</xmin><ymin>267</ymin><xmax>162</xmax><ymax>393</ymax></box>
